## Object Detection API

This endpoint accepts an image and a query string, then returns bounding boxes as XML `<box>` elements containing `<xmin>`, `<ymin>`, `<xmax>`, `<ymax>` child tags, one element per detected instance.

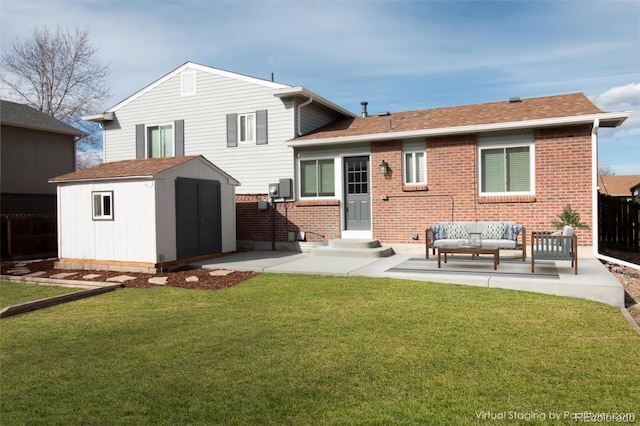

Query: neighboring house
<box><xmin>85</xmin><ymin>62</ymin><xmax>630</xmax><ymax>254</ymax></box>
<box><xmin>1</xmin><ymin>99</ymin><xmax>86</xmax><ymax>259</ymax></box>
<box><xmin>598</xmin><ymin>175</ymin><xmax>640</xmax><ymax>202</ymax></box>
<box><xmin>50</xmin><ymin>155</ymin><xmax>239</xmax><ymax>271</ymax></box>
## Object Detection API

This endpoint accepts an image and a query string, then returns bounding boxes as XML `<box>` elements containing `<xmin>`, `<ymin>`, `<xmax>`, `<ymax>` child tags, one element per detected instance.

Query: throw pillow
<box><xmin>430</xmin><ymin>224</ymin><xmax>446</xmax><ymax>240</ymax></box>
<box><xmin>444</xmin><ymin>223</ymin><xmax>468</xmax><ymax>239</ymax></box>
<box><xmin>481</xmin><ymin>223</ymin><xmax>508</xmax><ymax>240</ymax></box>
<box><xmin>503</xmin><ymin>224</ymin><xmax>525</xmax><ymax>241</ymax></box>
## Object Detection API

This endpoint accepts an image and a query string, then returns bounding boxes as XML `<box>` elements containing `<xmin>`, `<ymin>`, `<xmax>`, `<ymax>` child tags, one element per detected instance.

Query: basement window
<box><xmin>92</xmin><ymin>191</ymin><xmax>113</xmax><ymax>220</ymax></box>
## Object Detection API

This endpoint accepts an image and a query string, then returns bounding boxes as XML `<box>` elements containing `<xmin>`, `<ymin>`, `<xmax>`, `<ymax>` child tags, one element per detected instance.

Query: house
<box><xmin>49</xmin><ymin>155</ymin><xmax>239</xmax><ymax>272</ymax></box>
<box><xmin>84</xmin><ymin>62</ymin><xmax>630</xmax><ymax>256</ymax></box>
<box><xmin>598</xmin><ymin>175</ymin><xmax>640</xmax><ymax>202</ymax></box>
<box><xmin>1</xmin><ymin>99</ymin><xmax>86</xmax><ymax>259</ymax></box>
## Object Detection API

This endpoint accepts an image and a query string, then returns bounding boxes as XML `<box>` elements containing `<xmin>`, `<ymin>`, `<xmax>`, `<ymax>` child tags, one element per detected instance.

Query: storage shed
<box><xmin>49</xmin><ymin>155</ymin><xmax>239</xmax><ymax>272</ymax></box>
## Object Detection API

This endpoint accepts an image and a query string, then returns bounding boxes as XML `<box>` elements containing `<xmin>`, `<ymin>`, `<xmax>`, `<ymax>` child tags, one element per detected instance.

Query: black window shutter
<box><xmin>226</xmin><ymin>113</ymin><xmax>238</xmax><ymax>147</ymax></box>
<box><xmin>135</xmin><ymin>124</ymin><xmax>145</xmax><ymax>158</ymax></box>
<box><xmin>256</xmin><ymin>109</ymin><xmax>268</xmax><ymax>145</ymax></box>
<box><xmin>175</xmin><ymin>119</ymin><xmax>184</xmax><ymax>156</ymax></box>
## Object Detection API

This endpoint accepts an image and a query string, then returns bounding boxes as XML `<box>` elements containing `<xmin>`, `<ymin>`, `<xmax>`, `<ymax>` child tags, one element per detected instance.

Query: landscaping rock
<box><xmin>149</xmin><ymin>277</ymin><xmax>168</xmax><ymax>285</ymax></box>
<box><xmin>83</xmin><ymin>274</ymin><xmax>102</xmax><ymax>279</ymax></box>
<box><xmin>209</xmin><ymin>269</ymin><xmax>233</xmax><ymax>276</ymax></box>
<box><xmin>185</xmin><ymin>276</ymin><xmax>199</xmax><ymax>282</ymax></box>
<box><xmin>106</xmin><ymin>275</ymin><xmax>137</xmax><ymax>283</ymax></box>
<box><xmin>50</xmin><ymin>272</ymin><xmax>79</xmax><ymax>279</ymax></box>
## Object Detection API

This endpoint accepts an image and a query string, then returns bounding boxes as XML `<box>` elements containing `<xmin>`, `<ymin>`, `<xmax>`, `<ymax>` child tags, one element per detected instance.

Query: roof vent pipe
<box><xmin>361</xmin><ymin>101</ymin><xmax>368</xmax><ymax>118</ymax></box>
<box><xmin>509</xmin><ymin>97</ymin><xmax>521</xmax><ymax>103</ymax></box>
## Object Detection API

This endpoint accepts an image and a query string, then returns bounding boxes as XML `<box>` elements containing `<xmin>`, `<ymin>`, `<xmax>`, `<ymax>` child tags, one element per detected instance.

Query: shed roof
<box><xmin>50</xmin><ymin>155</ymin><xmax>239</xmax><ymax>185</ymax></box>
<box><xmin>290</xmin><ymin>93</ymin><xmax>628</xmax><ymax>145</ymax></box>
<box><xmin>0</xmin><ymin>99</ymin><xmax>87</xmax><ymax>136</ymax></box>
<box><xmin>598</xmin><ymin>175</ymin><xmax>640</xmax><ymax>197</ymax></box>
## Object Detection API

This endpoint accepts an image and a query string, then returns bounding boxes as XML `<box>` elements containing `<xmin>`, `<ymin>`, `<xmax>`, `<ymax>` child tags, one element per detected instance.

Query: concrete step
<box><xmin>311</xmin><ymin>239</ymin><xmax>394</xmax><ymax>258</ymax></box>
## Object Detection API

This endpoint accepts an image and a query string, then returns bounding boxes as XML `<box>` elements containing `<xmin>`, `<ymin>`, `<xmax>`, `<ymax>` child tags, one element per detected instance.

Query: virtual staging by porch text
<box><xmin>474</xmin><ymin>410</ymin><xmax>636</xmax><ymax>423</ymax></box>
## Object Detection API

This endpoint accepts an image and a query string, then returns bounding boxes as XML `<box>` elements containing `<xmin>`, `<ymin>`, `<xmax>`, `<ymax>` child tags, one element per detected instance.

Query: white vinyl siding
<box><xmin>103</xmin><ymin>66</ymin><xmax>295</xmax><ymax>194</ymax></box>
<box><xmin>478</xmin><ymin>133</ymin><xmax>534</xmax><ymax>196</ymax></box>
<box><xmin>298</xmin><ymin>102</ymin><xmax>345</xmax><ymax>135</ymax></box>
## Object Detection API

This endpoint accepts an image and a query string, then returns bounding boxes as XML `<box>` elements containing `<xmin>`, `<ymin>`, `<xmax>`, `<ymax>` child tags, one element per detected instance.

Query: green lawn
<box><xmin>0</xmin><ymin>280</ymin><xmax>79</xmax><ymax>307</ymax></box>
<box><xmin>1</xmin><ymin>274</ymin><xmax>639</xmax><ymax>425</ymax></box>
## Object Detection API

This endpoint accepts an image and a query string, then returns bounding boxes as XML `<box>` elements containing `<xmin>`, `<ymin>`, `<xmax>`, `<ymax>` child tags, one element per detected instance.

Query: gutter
<box><xmin>591</xmin><ymin>118</ymin><xmax>640</xmax><ymax>270</ymax></box>
<box><xmin>297</xmin><ymin>94</ymin><xmax>313</xmax><ymax>136</ymax></box>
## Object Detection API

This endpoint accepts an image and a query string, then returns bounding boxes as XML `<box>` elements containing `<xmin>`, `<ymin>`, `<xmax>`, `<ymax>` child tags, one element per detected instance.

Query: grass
<box><xmin>0</xmin><ymin>280</ymin><xmax>80</xmax><ymax>307</ymax></box>
<box><xmin>1</xmin><ymin>274</ymin><xmax>639</xmax><ymax>425</ymax></box>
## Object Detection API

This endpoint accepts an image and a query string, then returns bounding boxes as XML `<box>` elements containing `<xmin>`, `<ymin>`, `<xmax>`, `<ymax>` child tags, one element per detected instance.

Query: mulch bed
<box><xmin>0</xmin><ymin>259</ymin><xmax>260</xmax><ymax>291</ymax></box>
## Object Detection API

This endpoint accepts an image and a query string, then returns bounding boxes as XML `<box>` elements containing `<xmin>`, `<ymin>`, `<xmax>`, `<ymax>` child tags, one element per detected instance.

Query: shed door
<box><xmin>176</xmin><ymin>178</ymin><xmax>222</xmax><ymax>259</ymax></box>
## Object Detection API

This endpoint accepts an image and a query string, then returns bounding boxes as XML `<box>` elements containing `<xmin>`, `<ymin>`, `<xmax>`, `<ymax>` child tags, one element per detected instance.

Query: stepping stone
<box><xmin>148</xmin><ymin>277</ymin><xmax>168</xmax><ymax>285</ymax></box>
<box><xmin>185</xmin><ymin>276</ymin><xmax>199</xmax><ymax>282</ymax></box>
<box><xmin>24</xmin><ymin>271</ymin><xmax>47</xmax><ymax>277</ymax></box>
<box><xmin>7</xmin><ymin>268</ymin><xmax>31</xmax><ymax>275</ymax></box>
<box><xmin>209</xmin><ymin>269</ymin><xmax>233</xmax><ymax>276</ymax></box>
<box><xmin>83</xmin><ymin>274</ymin><xmax>102</xmax><ymax>279</ymax></box>
<box><xmin>106</xmin><ymin>275</ymin><xmax>136</xmax><ymax>283</ymax></box>
<box><xmin>50</xmin><ymin>272</ymin><xmax>79</xmax><ymax>279</ymax></box>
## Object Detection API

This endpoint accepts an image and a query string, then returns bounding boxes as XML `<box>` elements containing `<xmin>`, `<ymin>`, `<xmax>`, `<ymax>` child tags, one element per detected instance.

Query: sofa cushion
<box><xmin>430</xmin><ymin>224</ymin><xmax>446</xmax><ymax>240</ymax></box>
<box><xmin>481</xmin><ymin>223</ymin><xmax>508</xmax><ymax>240</ymax></box>
<box><xmin>444</xmin><ymin>223</ymin><xmax>468</xmax><ymax>239</ymax></box>
<box><xmin>503</xmin><ymin>224</ymin><xmax>525</xmax><ymax>241</ymax></box>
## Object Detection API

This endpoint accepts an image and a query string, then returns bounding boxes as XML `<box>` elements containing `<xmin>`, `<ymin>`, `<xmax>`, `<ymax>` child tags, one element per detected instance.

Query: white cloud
<box><xmin>596</xmin><ymin>83</ymin><xmax>640</xmax><ymax>108</ymax></box>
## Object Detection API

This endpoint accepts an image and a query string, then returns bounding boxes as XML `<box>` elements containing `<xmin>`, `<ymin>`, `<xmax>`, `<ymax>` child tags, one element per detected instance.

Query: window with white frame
<box><xmin>478</xmin><ymin>134</ymin><xmax>534</xmax><ymax>195</ymax></box>
<box><xmin>92</xmin><ymin>191</ymin><xmax>113</xmax><ymax>220</ymax></box>
<box><xmin>147</xmin><ymin>124</ymin><xmax>174</xmax><ymax>158</ymax></box>
<box><xmin>238</xmin><ymin>113</ymin><xmax>255</xmax><ymax>143</ymax></box>
<box><xmin>300</xmin><ymin>159</ymin><xmax>335</xmax><ymax>197</ymax></box>
<box><xmin>402</xmin><ymin>140</ymin><xmax>426</xmax><ymax>185</ymax></box>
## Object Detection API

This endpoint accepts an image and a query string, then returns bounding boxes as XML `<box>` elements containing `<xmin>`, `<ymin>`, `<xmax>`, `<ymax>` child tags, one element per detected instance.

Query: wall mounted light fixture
<box><xmin>379</xmin><ymin>160</ymin><xmax>389</xmax><ymax>175</ymax></box>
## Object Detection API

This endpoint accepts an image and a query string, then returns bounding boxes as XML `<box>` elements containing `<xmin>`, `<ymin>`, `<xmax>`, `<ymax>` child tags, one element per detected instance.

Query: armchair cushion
<box><xmin>444</xmin><ymin>223</ymin><xmax>468</xmax><ymax>239</ymax></box>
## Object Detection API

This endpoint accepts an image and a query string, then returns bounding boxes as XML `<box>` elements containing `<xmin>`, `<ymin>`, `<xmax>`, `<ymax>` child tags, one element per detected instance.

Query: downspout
<box><xmin>591</xmin><ymin>118</ymin><xmax>639</xmax><ymax>270</ymax></box>
<box><xmin>297</xmin><ymin>94</ymin><xmax>313</xmax><ymax>136</ymax></box>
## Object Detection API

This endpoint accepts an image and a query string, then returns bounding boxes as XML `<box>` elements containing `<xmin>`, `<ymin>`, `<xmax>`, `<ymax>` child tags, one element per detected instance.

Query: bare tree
<box><xmin>1</xmin><ymin>25</ymin><xmax>110</xmax><ymax>125</ymax></box>
<box><xmin>598</xmin><ymin>161</ymin><xmax>616</xmax><ymax>176</ymax></box>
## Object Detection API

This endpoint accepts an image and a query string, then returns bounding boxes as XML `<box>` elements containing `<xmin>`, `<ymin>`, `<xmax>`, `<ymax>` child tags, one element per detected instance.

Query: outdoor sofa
<box><xmin>425</xmin><ymin>221</ymin><xmax>526</xmax><ymax>260</ymax></box>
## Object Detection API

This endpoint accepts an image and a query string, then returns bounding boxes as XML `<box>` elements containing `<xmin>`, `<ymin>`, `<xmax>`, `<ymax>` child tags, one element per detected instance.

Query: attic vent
<box><xmin>182</xmin><ymin>70</ymin><xmax>196</xmax><ymax>96</ymax></box>
<box><xmin>509</xmin><ymin>97</ymin><xmax>521</xmax><ymax>103</ymax></box>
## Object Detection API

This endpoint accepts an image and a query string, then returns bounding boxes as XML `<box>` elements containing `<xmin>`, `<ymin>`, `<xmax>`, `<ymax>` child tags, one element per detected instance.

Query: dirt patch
<box><xmin>0</xmin><ymin>259</ymin><xmax>259</xmax><ymax>291</ymax></box>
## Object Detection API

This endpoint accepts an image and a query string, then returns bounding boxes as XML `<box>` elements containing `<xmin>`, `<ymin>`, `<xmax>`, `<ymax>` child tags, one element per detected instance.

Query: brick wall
<box><xmin>236</xmin><ymin>124</ymin><xmax>594</xmax><ymax>248</ymax></box>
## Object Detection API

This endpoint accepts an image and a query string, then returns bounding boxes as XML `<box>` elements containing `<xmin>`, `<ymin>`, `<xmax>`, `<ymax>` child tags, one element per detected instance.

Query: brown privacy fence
<box><xmin>598</xmin><ymin>193</ymin><xmax>639</xmax><ymax>252</ymax></box>
<box><xmin>1</xmin><ymin>214</ymin><xmax>57</xmax><ymax>260</ymax></box>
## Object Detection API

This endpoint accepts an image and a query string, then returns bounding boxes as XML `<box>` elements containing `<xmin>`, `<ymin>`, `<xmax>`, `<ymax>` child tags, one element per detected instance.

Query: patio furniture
<box><xmin>531</xmin><ymin>226</ymin><xmax>578</xmax><ymax>274</ymax></box>
<box><xmin>426</xmin><ymin>222</ymin><xmax>526</xmax><ymax>260</ymax></box>
<box><xmin>437</xmin><ymin>244</ymin><xmax>500</xmax><ymax>270</ymax></box>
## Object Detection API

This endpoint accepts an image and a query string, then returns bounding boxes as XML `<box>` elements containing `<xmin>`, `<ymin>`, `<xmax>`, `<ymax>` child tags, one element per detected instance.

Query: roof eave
<box><xmin>287</xmin><ymin>112</ymin><xmax>631</xmax><ymax>147</ymax></box>
<box><xmin>273</xmin><ymin>86</ymin><xmax>356</xmax><ymax>118</ymax></box>
<box><xmin>2</xmin><ymin>121</ymin><xmax>88</xmax><ymax>137</ymax></box>
<box><xmin>49</xmin><ymin>175</ymin><xmax>155</xmax><ymax>184</ymax></box>
<box><xmin>82</xmin><ymin>112</ymin><xmax>114</xmax><ymax>123</ymax></box>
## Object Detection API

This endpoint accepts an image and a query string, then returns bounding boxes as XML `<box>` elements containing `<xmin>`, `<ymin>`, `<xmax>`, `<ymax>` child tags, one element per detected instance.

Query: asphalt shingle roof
<box><xmin>50</xmin><ymin>156</ymin><xmax>202</xmax><ymax>182</ymax></box>
<box><xmin>598</xmin><ymin>175</ymin><xmax>640</xmax><ymax>197</ymax></box>
<box><xmin>294</xmin><ymin>93</ymin><xmax>607</xmax><ymax>141</ymax></box>
<box><xmin>1</xmin><ymin>99</ymin><xmax>86</xmax><ymax>136</ymax></box>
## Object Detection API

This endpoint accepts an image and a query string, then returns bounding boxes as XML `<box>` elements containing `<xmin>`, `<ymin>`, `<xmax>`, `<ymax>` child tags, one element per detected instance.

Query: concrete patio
<box><xmin>193</xmin><ymin>249</ymin><xmax>625</xmax><ymax>307</ymax></box>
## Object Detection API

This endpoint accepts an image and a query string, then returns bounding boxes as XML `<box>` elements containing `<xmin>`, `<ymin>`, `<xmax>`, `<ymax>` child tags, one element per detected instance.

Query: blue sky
<box><xmin>2</xmin><ymin>0</ymin><xmax>639</xmax><ymax>174</ymax></box>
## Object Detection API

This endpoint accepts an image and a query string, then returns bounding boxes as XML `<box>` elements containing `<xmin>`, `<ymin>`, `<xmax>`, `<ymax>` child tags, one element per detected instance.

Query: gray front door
<box><xmin>344</xmin><ymin>156</ymin><xmax>371</xmax><ymax>231</ymax></box>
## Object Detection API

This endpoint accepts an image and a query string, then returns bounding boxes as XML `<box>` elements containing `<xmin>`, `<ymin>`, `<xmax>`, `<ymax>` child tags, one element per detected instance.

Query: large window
<box><xmin>147</xmin><ymin>124</ymin><xmax>174</xmax><ymax>158</ymax></box>
<box><xmin>301</xmin><ymin>159</ymin><xmax>335</xmax><ymax>197</ymax></box>
<box><xmin>479</xmin><ymin>136</ymin><xmax>533</xmax><ymax>195</ymax></box>
<box><xmin>92</xmin><ymin>191</ymin><xmax>113</xmax><ymax>221</ymax></box>
<box><xmin>238</xmin><ymin>113</ymin><xmax>255</xmax><ymax>143</ymax></box>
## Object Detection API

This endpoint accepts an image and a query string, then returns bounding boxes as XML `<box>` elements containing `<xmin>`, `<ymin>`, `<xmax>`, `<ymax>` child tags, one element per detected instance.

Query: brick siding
<box><xmin>236</xmin><ymin>124</ymin><xmax>594</xmax><ymax>247</ymax></box>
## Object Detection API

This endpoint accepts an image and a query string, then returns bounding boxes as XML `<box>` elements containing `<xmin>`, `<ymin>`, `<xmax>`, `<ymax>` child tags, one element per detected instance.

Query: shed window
<box><xmin>92</xmin><ymin>191</ymin><xmax>113</xmax><ymax>220</ymax></box>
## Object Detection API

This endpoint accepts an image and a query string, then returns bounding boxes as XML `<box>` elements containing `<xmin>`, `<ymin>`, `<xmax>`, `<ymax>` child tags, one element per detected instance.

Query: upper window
<box><xmin>92</xmin><ymin>191</ymin><xmax>113</xmax><ymax>221</ymax></box>
<box><xmin>147</xmin><ymin>124</ymin><xmax>174</xmax><ymax>158</ymax></box>
<box><xmin>301</xmin><ymin>159</ymin><xmax>335</xmax><ymax>197</ymax></box>
<box><xmin>238</xmin><ymin>113</ymin><xmax>255</xmax><ymax>143</ymax></box>
<box><xmin>478</xmin><ymin>134</ymin><xmax>534</xmax><ymax>195</ymax></box>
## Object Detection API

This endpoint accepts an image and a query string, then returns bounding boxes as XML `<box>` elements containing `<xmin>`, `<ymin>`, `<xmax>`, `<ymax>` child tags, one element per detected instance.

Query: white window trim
<box><xmin>92</xmin><ymin>191</ymin><xmax>113</xmax><ymax>221</ymax></box>
<box><xmin>298</xmin><ymin>157</ymin><xmax>338</xmax><ymax>199</ymax></box>
<box><xmin>403</xmin><ymin>151</ymin><xmax>426</xmax><ymax>185</ymax></box>
<box><xmin>238</xmin><ymin>113</ymin><xmax>256</xmax><ymax>144</ymax></box>
<box><xmin>477</xmin><ymin>137</ymin><xmax>535</xmax><ymax>196</ymax></box>
<box><xmin>145</xmin><ymin>123</ymin><xmax>175</xmax><ymax>158</ymax></box>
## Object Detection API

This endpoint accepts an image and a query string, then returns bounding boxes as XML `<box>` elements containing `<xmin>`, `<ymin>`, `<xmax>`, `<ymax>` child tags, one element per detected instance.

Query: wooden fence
<box><xmin>598</xmin><ymin>193</ymin><xmax>639</xmax><ymax>252</ymax></box>
<box><xmin>1</xmin><ymin>214</ymin><xmax>58</xmax><ymax>261</ymax></box>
